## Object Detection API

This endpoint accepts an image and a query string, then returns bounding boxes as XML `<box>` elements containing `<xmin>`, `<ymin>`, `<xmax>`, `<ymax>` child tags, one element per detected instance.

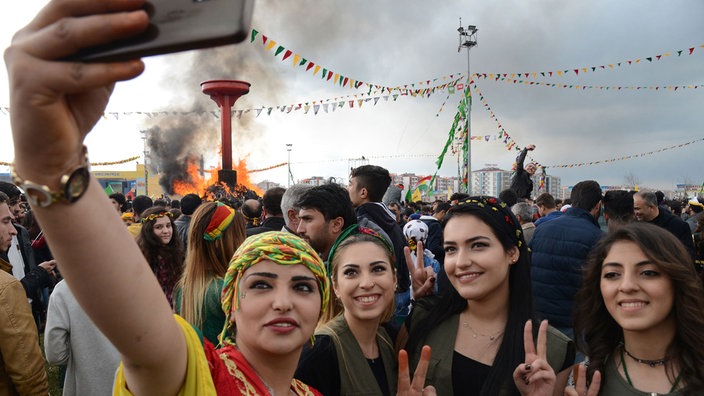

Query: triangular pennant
<box><xmin>250</xmin><ymin>29</ymin><xmax>258</xmax><ymax>43</ymax></box>
<box><xmin>274</xmin><ymin>45</ymin><xmax>285</xmax><ymax>56</ymax></box>
<box><xmin>282</xmin><ymin>50</ymin><xmax>292</xmax><ymax>61</ymax></box>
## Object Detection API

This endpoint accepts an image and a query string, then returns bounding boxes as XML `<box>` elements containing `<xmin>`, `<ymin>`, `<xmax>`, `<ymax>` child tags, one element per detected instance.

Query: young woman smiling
<box><xmin>568</xmin><ymin>222</ymin><xmax>704</xmax><ymax>395</ymax></box>
<box><xmin>404</xmin><ymin>197</ymin><xmax>575</xmax><ymax>396</ymax></box>
<box><xmin>137</xmin><ymin>206</ymin><xmax>184</xmax><ymax>308</ymax></box>
<box><xmin>296</xmin><ymin>226</ymin><xmax>399</xmax><ymax>396</ymax></box>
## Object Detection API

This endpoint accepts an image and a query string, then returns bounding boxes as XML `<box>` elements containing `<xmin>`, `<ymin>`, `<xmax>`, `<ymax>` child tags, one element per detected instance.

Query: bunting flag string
<box><xmin>249</xmin><ymin>162</ymin><xmax>287</xmax><ymax>173</ymax></box>
<box><xmin>544</xmin><ymin>137</ymin><xmax>704</xmax><ymax>168</ymax></box>
<box><xmin>0</xmin><ymin>78</ymin><xmax>462</xmax><ymax>120</ymax></box>
<box><xmin>474</xmin><ymin>44</ymin><xmax>704</xmax><ymax>80</ymax></box>
<box><xmin>474</xmin><ymin>82</ymin><xmax>703</xmax><ymax>170</ymax></box>
<box><xmin>477</xmin><ymin>75</ymin><xmax>703</xmax><ymax>91</ymax></box>
<box><xmin>0</xmin><ymin>155</ymin><xmax>141</xmax><ymax>167</ymax></box>
<box><xmin>250</xmin><ymin>28</ymin><xmax>465</xmax><ymax>94</ymax></box>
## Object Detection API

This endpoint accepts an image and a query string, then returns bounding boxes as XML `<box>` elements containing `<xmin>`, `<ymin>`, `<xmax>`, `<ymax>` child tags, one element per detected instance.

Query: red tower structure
<box><xmin>200</xmin><ymin>79</ymin><xmax>251</xmax><ymax>188</ymax></box>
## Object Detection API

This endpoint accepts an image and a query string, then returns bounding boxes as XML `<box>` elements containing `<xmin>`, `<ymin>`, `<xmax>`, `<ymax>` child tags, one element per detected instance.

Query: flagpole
<box><xmin>458</xmin><ymin>20</ymin><xmax>478</xmax><ymax>194</ymax></box>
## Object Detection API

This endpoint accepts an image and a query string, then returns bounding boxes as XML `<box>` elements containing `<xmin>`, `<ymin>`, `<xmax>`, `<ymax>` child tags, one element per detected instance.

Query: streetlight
<box><xmin>286</xmin><ymin>143</ymin><xmax>293</xmax><ymax>187</ymax></box>
<box><xmin>457</xmin><ymin>19</ymin><xmax>478</xmax><ymax>194</ymax></box>
<box><xmin>140</xmin><ymin>130</ymin><xmax>149</xmax><ymax>196</ymax></box>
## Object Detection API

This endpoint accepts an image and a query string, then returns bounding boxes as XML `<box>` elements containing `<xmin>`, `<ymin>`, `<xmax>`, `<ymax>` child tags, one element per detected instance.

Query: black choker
<box><xmin>622</xmin><ymin>345</ymin><xmax>668</xmax><ymax>367</ymax></box>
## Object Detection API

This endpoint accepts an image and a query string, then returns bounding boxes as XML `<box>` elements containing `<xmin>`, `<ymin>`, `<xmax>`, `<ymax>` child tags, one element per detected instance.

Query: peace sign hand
<box><xmin>397</xmin><ymin>346</ymin><xmax>437</xmax><ymax>396</ymax></box>
<box><xmin>404</xmin><ymin>241</ymin><xmax>435</xmax><ymax>300</ymax></box>
<box><xmin>513</xmin><ymin>320</ymin><xmax>556</xmax><ymax>396</ymax></box>
<box><xmin>564</xmin><ymin>364</ymin><xmax>601</xmax><ymax>396</ymax></box>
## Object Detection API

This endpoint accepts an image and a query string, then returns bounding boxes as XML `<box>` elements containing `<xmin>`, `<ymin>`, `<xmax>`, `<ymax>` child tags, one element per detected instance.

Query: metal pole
<box><xmin>141</xmin><ymin>130</ymin><xmax>148</xmax><ymax>196</ymax></box>
<box><xmin>286</xmin><ymin>143</ymin><xmax>293</xmax><ymax>187</ymax></box>
<box><xmin>467</xmin><ymin>44</ymin><xmax>474</xmax><ymax>194</ymax></box>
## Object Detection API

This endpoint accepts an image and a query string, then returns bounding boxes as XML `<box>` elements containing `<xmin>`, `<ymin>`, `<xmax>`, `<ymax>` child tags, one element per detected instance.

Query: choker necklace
<box><xmin>620</xmin><ymin>347</ymin><xmax>680</xmax><ymax>393</ymax></box>
<box><xmin>622</xmin><ymin>345</ymin><xmax>668</xmax><ymax>367</ymax></box>
<box><xmin>462</xmin><ymin>321</ymin><xmax>504</xmax><ymax>341</ymax></box>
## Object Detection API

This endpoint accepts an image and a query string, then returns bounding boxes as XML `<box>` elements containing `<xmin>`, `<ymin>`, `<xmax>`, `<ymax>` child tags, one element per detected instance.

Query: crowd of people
<box><xmin>2</xmin><ymin>1</ymin><xmax>704</xmax><ymax>395</ymax></box>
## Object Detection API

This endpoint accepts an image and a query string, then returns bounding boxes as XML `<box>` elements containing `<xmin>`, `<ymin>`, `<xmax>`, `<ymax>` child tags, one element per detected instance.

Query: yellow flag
<box><xmin>412</xmin><ymin>188</ymin><xmax>421</xmax><ymax>203</ymax></box>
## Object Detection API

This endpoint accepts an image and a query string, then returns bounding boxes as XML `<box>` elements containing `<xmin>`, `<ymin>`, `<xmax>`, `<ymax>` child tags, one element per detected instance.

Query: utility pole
<box><xmin>286</xmin><ymin>143</ymin><xmax>293</xmax><ymax>187</ymax></box>
<box><xmin>141</xmin><ymin>130</ymin><xmax>149</xmax><ymax>196</ymax></box>
<box><xmin>457</xmin><ymin>19</ymin><xmax>478</xmax><ymax>194</ymax></box>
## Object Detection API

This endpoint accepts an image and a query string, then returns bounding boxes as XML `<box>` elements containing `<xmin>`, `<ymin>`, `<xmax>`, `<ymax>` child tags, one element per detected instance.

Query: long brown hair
<box><xmin>177</xmin><ymin>202</ymin><xmax>246</xmax><ymax>333</ymax></box>
<box><xmin>574</xmin><ymin>222</ymin><xmax>704</xmax><ymax>394</ymax></box>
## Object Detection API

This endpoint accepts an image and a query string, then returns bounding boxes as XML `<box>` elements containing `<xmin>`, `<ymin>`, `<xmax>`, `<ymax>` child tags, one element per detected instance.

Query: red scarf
<box><xmin>204</xmin><ymin>342</ymin><xmax>322</xmax><ymax>396</ymax></box>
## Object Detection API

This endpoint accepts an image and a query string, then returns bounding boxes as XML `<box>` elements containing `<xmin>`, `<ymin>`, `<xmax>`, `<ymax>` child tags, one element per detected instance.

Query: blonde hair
<box><xmin>177</xmin><ymin>202</ymin><xmax>246</xmax><ymax>332</ymax></box>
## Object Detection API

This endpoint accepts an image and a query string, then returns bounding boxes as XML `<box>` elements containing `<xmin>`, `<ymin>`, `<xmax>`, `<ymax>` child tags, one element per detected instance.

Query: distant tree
<box><xmin>624</xmin><ymin>171</ymin><xmax>641</xmax><ymax>190</ymax></box>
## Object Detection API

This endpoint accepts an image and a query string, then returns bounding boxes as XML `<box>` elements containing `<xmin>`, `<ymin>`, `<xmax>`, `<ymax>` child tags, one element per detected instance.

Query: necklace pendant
<box><xmin>489</xmin><ymin>336</ymin><xmax>495</xmax><ymax>341</ymax></box>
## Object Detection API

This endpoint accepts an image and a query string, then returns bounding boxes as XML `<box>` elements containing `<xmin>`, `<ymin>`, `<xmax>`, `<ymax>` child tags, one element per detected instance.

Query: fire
<box><xmin>171</xmin><ymin>158</ymin><xmax>263</xmax><ymax>197</ymax></box>
<box><xmin>234</xmin><ymin>158</ymin><xmax>263</xmax><ymax>196</ymax></box>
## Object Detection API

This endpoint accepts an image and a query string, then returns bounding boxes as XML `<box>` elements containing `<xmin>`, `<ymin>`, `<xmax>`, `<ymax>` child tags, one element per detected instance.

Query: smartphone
<box><xmin>66</xmin><ymin>0</ymin><xmax>254</xmax><ymax>62</ymax></box>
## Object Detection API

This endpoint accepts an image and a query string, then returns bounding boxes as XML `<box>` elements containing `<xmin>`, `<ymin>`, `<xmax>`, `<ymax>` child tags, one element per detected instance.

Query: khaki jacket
<box><xmin>0</xmin><ymin>265</ymin><xmax>49</xmax><ymax>396</ymax></box>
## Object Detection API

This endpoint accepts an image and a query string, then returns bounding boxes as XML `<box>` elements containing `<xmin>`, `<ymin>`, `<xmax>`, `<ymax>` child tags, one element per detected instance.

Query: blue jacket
<box><xmin>529</xmin><ymin>207</ymin><xmax>603</xmax><ymax>329</ymax></box>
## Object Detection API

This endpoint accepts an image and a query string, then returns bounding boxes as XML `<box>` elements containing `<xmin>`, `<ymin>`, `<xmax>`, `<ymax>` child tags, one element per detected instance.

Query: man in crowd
<box><xmin>0</xmin><ymin>191</ymin><xmax>49</xmax><ymax>394</ymax></box>
<box><xmin>296</xmin><ymin>183</ymin><xmax>357</xmax><ymax>262</ymax></box>
<box><xmin>247</xmin><ymin>187</ymin><xmax>287</xmax><ymax>236</ymax></box>
<box><xmin>509</xmin><ymin>144</ymin><xmax>536</xmax><ymax>201</ymax></box>
<box><xmin>127</xmin><ymin>195</ymin><xmax>153</xmax><ymax>238</ymax></box>
<box><xmin>240</xmin><ymin>198</ymin><xmax>262</xmax><ymax>229</ymax></box>
<box><xmin>633</xmin><ymin>191</ymin><xmax>695</xmax><ymax>259</ymax></box>
<box><xmin>530</xmin><ymin>180</ymin><xmax>604</xmax><ymax>344</ymax></box>
<box><xmin>280</xmin><ymin>184</ymin><xmax>312</xmax><ymax>234</ymax></box>
<box><xmin>534</xmin><ymin>192</ymin><xmax>562</xmax><ymax>227</ymax></box>
<box><xmin>685</xmin><ymin>198</ymin><xmax>704</xmax><ymax>233</ymax></box>
<box><xmin>602</xmin><ymin>190</ymin><xmax>634</xmax><ymax>232</ymax></box>
<box><xmin>174</xmin><ymin>193</ymin><xmax>202</xmax><ymax>249</ymax></box>
<box><xmin>511</xmin><ymin>202</ymin><xmax>537</xmax><ymax>244</ymax></box>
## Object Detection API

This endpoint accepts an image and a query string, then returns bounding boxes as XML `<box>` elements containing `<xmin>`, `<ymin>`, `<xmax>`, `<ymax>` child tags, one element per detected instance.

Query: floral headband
<box><xmin>452</xmin><ymin>196</ymin><xmax>524</xmax><ymax>248</ymax></box>
<box><xmin>141</xmin><ymin>210</ymin><xmax>173</xmax><ymax>224</ymax></box>
<box><xmin>204</xmin><ymin>202</ymin><xmax>236</xmax><ymax>241</ymax></box>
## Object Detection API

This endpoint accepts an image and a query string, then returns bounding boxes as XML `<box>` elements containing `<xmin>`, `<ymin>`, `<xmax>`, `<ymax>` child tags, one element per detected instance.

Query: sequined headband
<box><xmin>219</xmin><ymin>231</ymin><xmax>329</xmax><ymax>346</ymax></box>
<box><xmin>327</xmin><ymin>224</ymin><xmax>394</xmax><ymax>273</ymax></box>
<box><xmin>141</xmin><ymin>210</ymin><xmax>173</xmax><ymax>224</ymax></box>
<box><xmin>204</xmin><ymin>202</ymin><xmax>236</xmax><ymax>241</ymax></box>
<box><xmin>452</xmin><ymin>196</ymin><xmax>524</xmax><ymax>248</ymax></box>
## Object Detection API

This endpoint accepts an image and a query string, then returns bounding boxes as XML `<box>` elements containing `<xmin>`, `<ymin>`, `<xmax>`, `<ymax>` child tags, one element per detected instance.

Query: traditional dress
<box><xmin>114</xmin><ymin>315</ymin><xmax>322</xmax><ymax>396</ymax></box>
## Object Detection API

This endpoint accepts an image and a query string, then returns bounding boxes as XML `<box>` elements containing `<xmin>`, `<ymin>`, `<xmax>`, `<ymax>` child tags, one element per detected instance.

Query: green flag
<box><xmin>104</xmin><ymin>185</ymin><xmax>114</xmax><ymax>195</ymax></box>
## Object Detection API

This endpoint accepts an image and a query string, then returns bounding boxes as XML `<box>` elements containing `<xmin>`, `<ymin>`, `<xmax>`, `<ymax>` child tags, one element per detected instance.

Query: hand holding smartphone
<box><xmin>66</xmin><ymin>0</ymin><xmax>254</xmax><ymax>62</ymax></box>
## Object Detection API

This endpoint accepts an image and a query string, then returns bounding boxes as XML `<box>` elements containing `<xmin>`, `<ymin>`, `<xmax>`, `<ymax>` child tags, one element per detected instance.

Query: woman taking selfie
<box><xmin>137</xmin><ymin>206</ymin><xmax>184</xmax><ymax>308</ymax></box>
<box><xmin>404</xmin><ymin>197</ymin><xmax>575</xmax><ymax>396</ymax></box>
<box><xmin>296</xmin><ymin>226</ymin><xmax>398</xmax><ymax>395</ymax></box>
<box><xmin>175</xmin><ymin>201</ymin><xmax>247</xmax><ymax>345</ymax></box>
<box><xmin>568</xmin><ymin>222</ymin><xmax>704</xmax><ymax>395</ymax></box>
<box><xmin>5</xmin><ymin>1</ymin><xmax>437</xmax><ymax>394</ymax></box>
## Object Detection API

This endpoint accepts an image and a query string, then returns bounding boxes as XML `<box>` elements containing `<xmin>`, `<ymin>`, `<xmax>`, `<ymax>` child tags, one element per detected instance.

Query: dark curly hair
<box><xmin>574</xmin><ymin>222</ymin><xmax>704</xmax><ymax>394</ymax></box>
<box><xmin>137</xmin><ymin>206</ymin><xmax>184</xmax><ymax>303</ymax></box>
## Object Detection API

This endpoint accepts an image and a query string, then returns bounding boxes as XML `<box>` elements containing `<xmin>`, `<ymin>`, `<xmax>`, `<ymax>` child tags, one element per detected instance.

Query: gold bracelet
<box><xmin>11</xmin><ymin>147</ymin><xmax>91</xmax><ymax>208</ymax></box>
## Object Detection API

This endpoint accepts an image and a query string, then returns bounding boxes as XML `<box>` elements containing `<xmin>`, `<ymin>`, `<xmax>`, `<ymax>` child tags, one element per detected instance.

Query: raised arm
<box><xmin>4</xmin><ymin>1</ymin><xmax>186</xmax><ymax>394</ymax></box>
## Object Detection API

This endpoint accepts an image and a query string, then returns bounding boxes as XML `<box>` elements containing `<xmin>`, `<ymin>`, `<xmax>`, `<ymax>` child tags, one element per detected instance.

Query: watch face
<box><xmin>65</xmin><ymin>167</ymin><xmax>90</xmax><ymax>202</ymax></box>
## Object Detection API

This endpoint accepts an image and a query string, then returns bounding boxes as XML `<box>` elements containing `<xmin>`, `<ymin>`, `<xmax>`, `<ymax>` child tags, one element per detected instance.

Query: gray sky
<box><xmin>2</xmin><ymin>0</ymin><xmax>703</xmax><ymax>193</ymax></box>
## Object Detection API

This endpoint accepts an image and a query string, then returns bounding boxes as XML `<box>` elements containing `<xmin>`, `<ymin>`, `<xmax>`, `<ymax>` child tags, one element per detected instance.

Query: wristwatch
<box><xmin>11</xmin><ymin>148</ymin><xmax>91</xmax><ymax>208</ymax></box>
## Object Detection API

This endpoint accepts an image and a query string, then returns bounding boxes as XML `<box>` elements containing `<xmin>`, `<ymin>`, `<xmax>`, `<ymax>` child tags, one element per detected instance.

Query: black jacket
<box><xmin>510</xmin><ymin>148</ymin><xmax>533</xmax><ymax>200</ymax></box>
<box><xmin>246</xmin><ymin>216</ymin><xmax>287</xmax><ymax>237</ymax></box>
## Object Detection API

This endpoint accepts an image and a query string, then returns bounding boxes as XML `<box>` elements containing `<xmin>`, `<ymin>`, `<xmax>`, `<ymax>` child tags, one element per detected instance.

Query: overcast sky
<box><xmin>1</xmin><ymin>0</ymin><xmax>703</xmax><ymax>193</ymax></box>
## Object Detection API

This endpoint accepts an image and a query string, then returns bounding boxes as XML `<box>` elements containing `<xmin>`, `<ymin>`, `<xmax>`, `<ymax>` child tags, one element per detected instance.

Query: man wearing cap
<box><xmin>685</xmin><ymin>198</ymin><xmax>704</xmax><ymax>233</ymax></box>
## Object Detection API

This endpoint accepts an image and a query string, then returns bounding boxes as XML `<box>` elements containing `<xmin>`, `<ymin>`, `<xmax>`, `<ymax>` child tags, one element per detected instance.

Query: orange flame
<box><xmin>171</xmin><ymin>158</ymin><xmax>263</xmax><ymax>197</ymax></box>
